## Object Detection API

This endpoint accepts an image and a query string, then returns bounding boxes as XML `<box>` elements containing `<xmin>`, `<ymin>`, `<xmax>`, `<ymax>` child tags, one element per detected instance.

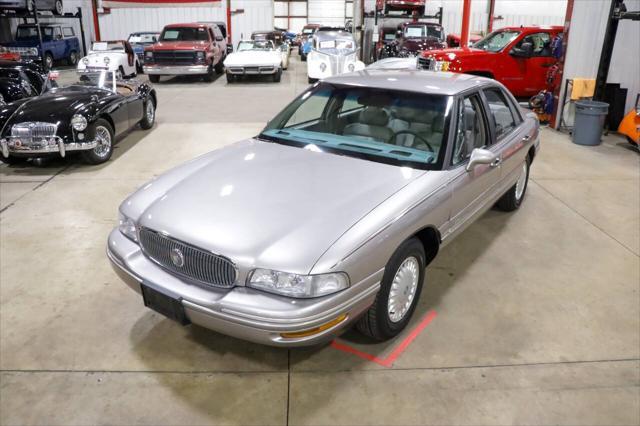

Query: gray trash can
<box><xmin>572</xmin><ymin>100</ymin><xmax>609</xmax><ymax>146</ymax></box>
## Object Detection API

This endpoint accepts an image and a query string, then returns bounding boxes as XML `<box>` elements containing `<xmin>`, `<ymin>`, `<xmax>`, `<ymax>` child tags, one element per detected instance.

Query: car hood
<box><xmin>132</xmin><ymin>139</ymin><xmax>425</xmax><ymax>274</ymax></box>
<box><xmin>148</xmin><ymin>40</ymin><xmax>210</xmax><ymax>51</ymax></box>
<box><xmin>0</xmin><ymin>86</ymin><xmax>108</xmax><ymax>134</ymax></box>
<box><xmin>422</xmin><ymin>47</ymin><xmax>487</xmax><ymax>60</ymax></box>
<box><xmin>224</xmin><ymin>51</ymin><xmax>281</xmax><ymax>67</ymax></box>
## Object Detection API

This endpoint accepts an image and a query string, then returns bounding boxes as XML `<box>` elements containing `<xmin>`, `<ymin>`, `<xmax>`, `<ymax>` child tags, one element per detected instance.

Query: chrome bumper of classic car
<box><xmin>106</xmin><ymin>228</ymin><xmax>381</xmax><ymax>347</ymax></box>
<box><xmin>227</xmin><ymin>66</ymin><xmax>277</xmax><ymax>75</ymax></box>
<box><xmin>0</xmin><ymin>136</ymin><xmax>98</xmax><ymax>158</ymax></box>
<box><xmin>143</xmin><ymin>64</ymin><xmax>209</xmax><ymax>75</ymax></box>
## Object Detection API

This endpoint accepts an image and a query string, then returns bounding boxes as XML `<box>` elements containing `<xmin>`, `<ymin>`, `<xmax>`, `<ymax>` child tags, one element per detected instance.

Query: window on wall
<box><xmin>274</xmin><ymin>0</ymin><xmax>308</xmax><ymax>33</ymax></box>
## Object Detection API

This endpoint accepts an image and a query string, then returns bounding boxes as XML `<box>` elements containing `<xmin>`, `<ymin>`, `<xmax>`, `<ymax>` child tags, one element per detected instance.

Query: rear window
<box><xmin>16</xmin><ymin>26</ymin><xmax>54</xmax><ymax>39</ymax></box>
<box><xmin>63</xmin><ymin>27</ymin><xmax>74</xmax><ymax>37</ymax></box>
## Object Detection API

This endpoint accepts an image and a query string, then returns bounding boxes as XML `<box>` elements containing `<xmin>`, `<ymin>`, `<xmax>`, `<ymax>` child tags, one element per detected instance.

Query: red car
<box><xmin>420</xmin><ymin>26</ymin><xmax>563</xmax><ymax>98</ymax></box>
<box><xmin>376</xmin><ymin>0</ymin><xmax>426</xmax><ymax>16</ymax></box>
<box><xmin>143</xmin><ymin>23</ymin><xmax>227</xmax><ymax>83</ymax></box>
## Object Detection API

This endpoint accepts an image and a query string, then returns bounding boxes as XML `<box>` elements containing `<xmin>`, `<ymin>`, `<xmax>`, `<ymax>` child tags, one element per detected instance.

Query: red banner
<box><xmin>101</xmin><ymin>0</ymin><xmax>221</xmax><ymax>8</ymax></box>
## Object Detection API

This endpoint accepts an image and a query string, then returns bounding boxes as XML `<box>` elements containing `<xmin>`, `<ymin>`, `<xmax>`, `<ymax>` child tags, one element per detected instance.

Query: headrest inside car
<box><xmin>360</xmin><ymin>107</ymin><xmax>389</xmax><ymax>126</ymax></box>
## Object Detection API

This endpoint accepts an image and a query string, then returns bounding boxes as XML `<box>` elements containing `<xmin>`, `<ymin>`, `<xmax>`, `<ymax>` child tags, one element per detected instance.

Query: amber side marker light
<box><xmin>280</xmin><ymin>314</ymin><xmax>348</xmax><ymax>339</ymax></box>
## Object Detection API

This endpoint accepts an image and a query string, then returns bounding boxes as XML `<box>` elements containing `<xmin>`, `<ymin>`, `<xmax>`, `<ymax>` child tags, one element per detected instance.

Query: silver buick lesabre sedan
<box><xmin>107</xmin><ymin>70</ymin><xmax>539</xmax><ymax>346</ymax></box>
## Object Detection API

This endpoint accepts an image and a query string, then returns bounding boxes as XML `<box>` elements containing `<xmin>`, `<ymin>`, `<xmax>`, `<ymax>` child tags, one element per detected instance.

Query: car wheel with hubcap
<box><xmin>54</xmin><ymin>0</ymin><xmax>63</xmax><ymax>15</ymax></box>
<box><xmin>214</xmin><ymin>60</ymin><xmax>224</xmax><ymax>74</ymax></box>
<box><xmin>44</xmin><ymin>53</ymin><xmax>54</xmax><ymax>71</ymax></box>
<box><xmin>226</xmin><ymin>72</ymin><xmax>235</xmax><ymax>83</ymax></box>
<box><xmin>116</xmin><ymin>67</ymin><xmax>124</xmax><ymax>80</ymax></box>
<box><xmin>149</xmin><ymin>74</ymin><xmax>160</xmax><ymax>83</ymax></box>
<box><xmin>139</xmin><ymin>98</ymin><xmax>156</xmax><ymax>129</ymax></box>
<box><xmin>357</xmin><ymin>237</ymin><xmax>426</xmax><ymax>341</ymax></box>
<box><xmin>203</xmin><ymin>65</ymin><xmax>215</xmax><ymax>82</ymax></box>
<box><xmin>67</xmin><ymin>50</ymin><xmax>78</xmax><ymax>65</ymax></box>
<box><xmin>496</xmin><ymin>158</ymin><xmax>530</xmax><ymax>211</ymax></box>
<box><xmin>82</xmin><ymin>119</ymin><xmax>114</xmax><ymax>165</ymax></box>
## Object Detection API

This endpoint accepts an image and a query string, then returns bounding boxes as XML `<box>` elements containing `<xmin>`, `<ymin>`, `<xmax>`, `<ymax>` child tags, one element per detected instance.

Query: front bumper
<box><xmin>226</xmin><ymin>66</ymin><xmax>278</xmax><ymax>75</ymax></box>
<box><xmin>143</xmin><ymin>64</ymin><xmax>209</xmax><ymax>76</ymax></box>
<box><xmin>1</xmin><ymin>136</ymin><xmax>98</xmax><ymax>158</ymax></box>
<box><xmin>107</xmin><ymin>228</ymin><xmax>380</xmax><ymax>347</ymax></box>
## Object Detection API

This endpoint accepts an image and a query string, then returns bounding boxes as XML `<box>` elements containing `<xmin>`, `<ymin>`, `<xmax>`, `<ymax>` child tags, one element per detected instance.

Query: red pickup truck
<box><xmin>143</xmin><ymin>23</ymin><xmax>227</xmax><ymax>83</ymax></box>
<box><xmin>419</xmin><ymin>26</ymin><xmax>563</xmax><ymax>98</ymax></box>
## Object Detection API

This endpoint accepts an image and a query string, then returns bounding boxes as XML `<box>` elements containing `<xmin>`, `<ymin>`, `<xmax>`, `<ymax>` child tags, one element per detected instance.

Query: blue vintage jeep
<box><xmin>2</xmin><ymin>24</ymin><xmax>81</xmax><ymax>70</ymax></box>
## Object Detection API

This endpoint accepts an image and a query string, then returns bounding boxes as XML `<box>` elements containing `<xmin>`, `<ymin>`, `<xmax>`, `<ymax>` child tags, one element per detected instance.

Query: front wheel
<box><xmin>81</xmin><ymin>119</ymin><xmax>114</xmax><ymax>165</ymax></box>
<box><xmin>67</xmin><ymin>50</ymin><xmax>78</xmax><ymax>65</ymax></box>
<box><xmin>226</xmin><ymin>72</ymin><xmax>236</xmax><ymax>83</ymax></box>
<box><xmin>496</xmin><ymin>158</ymin><xmax>530</xmax><ymax>211</ymax></box>
<box><xmin>139</xmin><ymin>98</ymin><xmax>156</xmax><ymax>129</ymax></box>
<box><xmin>149</xmin><ymin>74</ymin><xmax>160</xmax><ymax>83</ymax></box>
<box><xmin>273</xmin><ymin>68</ymin><xmax>282</xmax><ymax>83</ymax></box>
<box><xmin>214</xmin><ymin>60</ymin><xmax>224</xmax><ymax>74</ymax></box>
<box><xmin>44</xmin><ymin>53</ymin><xmax>54</xmax><ymax>71</ymax></box>
<box><xmin>203</xmin><ymin>66</ymin><xmax>215</xmax><ymax>82</ymax></box>
<box><xmin>357</xmin><ymin>238</ymin><xmax>426</xmax><ymax>341</ymax></box>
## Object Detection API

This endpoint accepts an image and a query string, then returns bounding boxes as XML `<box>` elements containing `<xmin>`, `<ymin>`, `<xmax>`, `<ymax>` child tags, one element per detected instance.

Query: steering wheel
<box><xmin>390</xmin><ymin>130</ymin><xmax>435</xmax><ymax>152</ymax></box>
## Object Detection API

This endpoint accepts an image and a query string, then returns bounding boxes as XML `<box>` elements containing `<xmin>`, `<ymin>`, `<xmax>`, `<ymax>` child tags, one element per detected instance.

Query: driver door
<box><xmin>505</xmin><ymin>31</ymin><xmax>556</xmax><ymax>96</ymax></box>
<box><xmin>444</xmin><ymin>92</ymin><xmax>501</xmax><ymax>241</ymax></box>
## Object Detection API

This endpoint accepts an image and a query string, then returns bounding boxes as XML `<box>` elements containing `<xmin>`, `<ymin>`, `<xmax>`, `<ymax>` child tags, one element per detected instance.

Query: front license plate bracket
<box><xmin>141</xmin><ymin>284</ymin><xmax>190</xmax><ymax>325</ymax></box>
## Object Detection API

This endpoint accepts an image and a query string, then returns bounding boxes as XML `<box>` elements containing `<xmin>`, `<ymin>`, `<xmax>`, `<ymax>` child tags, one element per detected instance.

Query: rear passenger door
<box><xmin>481</xmin><ymin>87</ymin><xmax>527</xmax><ymax>190</ymax></box>
<box><xmin>445</xmin><ymin>91</ymin><xmax>501</xmax><ymax>239</ymax></box>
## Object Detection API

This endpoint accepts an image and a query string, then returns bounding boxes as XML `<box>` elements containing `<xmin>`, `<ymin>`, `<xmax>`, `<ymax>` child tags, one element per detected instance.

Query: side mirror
<box><xmin>511</xmin><ymin>41</ymin><xmax>533</xmax><ymax>58</ymax></box>
<box><xmin>466</xmin><ymin>148</ymin><xmax>497</xmax><ymax>172</ymax></box>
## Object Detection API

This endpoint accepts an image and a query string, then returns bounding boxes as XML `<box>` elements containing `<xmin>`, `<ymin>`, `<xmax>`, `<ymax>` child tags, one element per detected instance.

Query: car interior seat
<box><xmin>343</xmin><ymin>107</ymin><xmax>393</xmax><ymax>143</ymax></box>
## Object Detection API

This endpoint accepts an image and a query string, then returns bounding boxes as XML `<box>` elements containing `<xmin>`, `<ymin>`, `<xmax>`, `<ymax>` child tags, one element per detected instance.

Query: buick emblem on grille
<box><xmin>169</xmin><ymin>248</ymin><xmax>185</xmax><ymax>268</ymax></box>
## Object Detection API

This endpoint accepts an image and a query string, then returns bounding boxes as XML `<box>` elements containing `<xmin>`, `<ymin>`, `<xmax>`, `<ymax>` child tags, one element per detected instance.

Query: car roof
<box><xmin>130</xmin><ymin>32</ymin><xmax>159</xmax><ymax>35</ymax></box>
<box><xmin>499</xmin><ymin>25</ymin><xmax>563</xmax><ymax>31</ymax></box>
<box><xmin>323</xmin><ymin>69</ymin><xmax>496</xmax><ymax>96</ymax></box>
<box><xmin>163</xmin><ymin>23</ymin><xmax>211</xmax><ymax>29</ymax></box>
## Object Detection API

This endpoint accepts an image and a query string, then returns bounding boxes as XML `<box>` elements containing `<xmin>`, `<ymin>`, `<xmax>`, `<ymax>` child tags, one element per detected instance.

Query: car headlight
<box><xmin>145</xmin><ymin>51</ymin><xmax>153</xmax><ymax>59</ymax></box>
<box><xmin>118</xmin><ymin>211</ymin><xmax>138</xmax><ymax>242</ymax></box>
<box><xmin>196</xmin><ymin>51</ymin><xmax>205</xmax><ymax>59</ymax></box>
<box><xmin>103</xmin><ymin>57</ymin><xmax>110</xmax><ymax>65</ymax></box>
<box><xmin>319</xmin><ymin>62</ymin><xmax>327</xmax><ymax>72</ymax></box>
<box><xmin>348</xmin><ymin>63</ymin><xmax>355</xmax><ymax>72</ymax></box>
<box><xmin>82</xmin><ymin>57</ymin><xmax>89</xmax><ymax>65</ymax></box>
<box><xmin>71</xmin><ymin>114</ymin><xmax>87</xmax><ymax>131</ymax></box>
<box><xmin>248</xmin><ymin>269</ymin><xmax>349</xmax><ymax>298</ymax></box>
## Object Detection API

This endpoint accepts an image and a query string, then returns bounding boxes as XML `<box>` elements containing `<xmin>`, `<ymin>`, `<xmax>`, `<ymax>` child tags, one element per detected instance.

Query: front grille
<box><xmin>11</xmin><ymin>122</ymin><xmax>57</xmax><ymax>139</ymax></box>
<box><xmin>245</xmin><ymin>66</ymin><xmax>259</xmax><ymax>73</ymax></box>
<box><xmin>139</xmin><ymin>228</ymin><xmax>237</xmax><ymax>288</ymax></box>
<box><xmin>153</xmin><ymin>50</ymin><xmax>197</xmax><ymax>64</ymax></box>
<box><xmin>417</xmin><ymin>56</ymin><xmax>432</xmax><ymax>70</ymax></box>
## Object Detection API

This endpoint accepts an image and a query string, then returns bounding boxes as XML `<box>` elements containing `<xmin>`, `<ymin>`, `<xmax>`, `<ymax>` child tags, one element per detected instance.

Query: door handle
<box><xmin>490</xmin><ymin>157</ymin><xmax>502</xmax><ymax>167</ymax></box>
<box><xmin>522</xmin><ymin>134</ymin><xmax>531</xmax><ymax>141</ymax></box>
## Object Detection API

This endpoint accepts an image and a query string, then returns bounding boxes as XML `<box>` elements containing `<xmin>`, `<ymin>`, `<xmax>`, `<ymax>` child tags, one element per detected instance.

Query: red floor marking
<box><xmin>331</xmin><ymin>310</ymin><xmax>437</xmax><ymax>368</ymax></box>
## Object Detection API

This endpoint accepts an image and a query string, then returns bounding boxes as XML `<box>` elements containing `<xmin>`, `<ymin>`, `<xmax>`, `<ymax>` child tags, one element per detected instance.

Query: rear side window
<box><xmin>484</xmin><ymin>89</ymin><xmax>518</xmax><ymax>140</ymax></box>
<box><xmin>63</xmin><ymin>27</ymin><xmax>74</xmax><ymax>37</ymax></box>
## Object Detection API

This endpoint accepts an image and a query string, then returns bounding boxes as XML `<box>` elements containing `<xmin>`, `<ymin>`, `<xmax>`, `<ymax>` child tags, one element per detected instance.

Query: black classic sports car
<box><xmin>0</xmin><ymin>59</ymin><xmax>50</xmax><ymax>105</ymax></box>
<box><xmin>0</xmin><ymin>70</ymin><xmax>157</xmax><ymax>165</ymax></box>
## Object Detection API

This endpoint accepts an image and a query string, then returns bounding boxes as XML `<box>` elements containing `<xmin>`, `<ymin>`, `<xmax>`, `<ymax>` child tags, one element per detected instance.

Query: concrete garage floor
<box><xmin>1</xmin><ymin>56</ymin><xmax>639</xmax><ymax>425</ymax></box>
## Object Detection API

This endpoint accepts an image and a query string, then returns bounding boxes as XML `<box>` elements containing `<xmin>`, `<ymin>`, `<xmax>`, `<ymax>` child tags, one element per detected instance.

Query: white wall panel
<box><xmin>308</xmin><ymin>0</ymin><xmax>344</xmax><ymax>26</ymax></box>
<box><xmin>98</xmin><ymin>0</ymin><xmax>271</xmax><ymax>45</ymax></box>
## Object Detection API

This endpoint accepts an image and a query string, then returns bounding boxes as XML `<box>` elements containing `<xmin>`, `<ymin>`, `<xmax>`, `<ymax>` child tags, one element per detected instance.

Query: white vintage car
<box><xmin>77</xmin><ymin>41</ymin><xmax>140</xmax><ymax>79</ymax></box>
<box><xmin>307</xmin><ymin>30</ymin><xmax>365</xmax><ymax>84</ymax></box>
<box><xmin>224</xmin><ymin>40</ymin><xmax>288</xmax><ymax>83</ymax></box>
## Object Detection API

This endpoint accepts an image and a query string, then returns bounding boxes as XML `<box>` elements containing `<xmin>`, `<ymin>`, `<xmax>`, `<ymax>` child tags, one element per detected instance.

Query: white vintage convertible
<box><xmin>224</xmin><ymin>40</ymin><xmax>288</xmax><ymax>83</ymax></box>
<box><xmin>307</xmin><ymin>30</ymin><xmax>365</xmax><ymax>84</ymax></box>
<box><xmin>77</xmin><ymin>41</ymin><xmax>140</xmax><ymax>79</ymax></box>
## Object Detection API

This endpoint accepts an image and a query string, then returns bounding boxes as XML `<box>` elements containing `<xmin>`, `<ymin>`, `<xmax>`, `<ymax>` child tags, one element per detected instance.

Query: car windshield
<box><xmin>260</xmin><ymin>83</ymin><xmax>451</xmax><ymax>170</ymax></box>
<box><xmin>238</xmin><ymin>40</ymin><xmax>274</xmax><ymax>51</ymax></box>
<box><xmin>473</xmin><ymin>30</ymin><xmax>520</xmax><ymax>52</ymax></box>
<box><xmin>404</xmin><ymin>25</ymin><xmax>442</xmax><ymax>40</ymax></box>
<box><xmin>383</xmin><ymin>32</ymin><xmax>396</xmax><ymax>41</ymax></box>
<box><xmin>92</xmin><ymin>41</ymin><xmax>125</xmax><ymax>52</ymax></box>
<box><xmin>16</xmin><ymin>26</ymin><xmax>53</xmax><ymax>40</ymax></box>
<box><xmin>75</xmin><ymin>71</ymin><xmax>117</xmax><ymax>92</ymax></box>
<box><xmin>317</xmin><ymin>38</ymin><xmax>355</xmax><ymax>51</ymax></box>
<box><xmin>160</xmin><ymin>27</ymin><xmax>209</xmax><ymax>42</ymax></box>
<box><xmin>128</xmin><ymin>34</ymin><xmax>157</xmax><ymax>44</ymax></box>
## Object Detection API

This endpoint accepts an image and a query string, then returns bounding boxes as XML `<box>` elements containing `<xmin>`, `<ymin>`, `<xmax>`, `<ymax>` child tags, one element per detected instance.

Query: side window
<box><xmin>451</xmin><ymin>94</ymin><xmax>488</xmax><ymax>166</ymax></box>
<box><xmin>339</xmin><ymin>93</ymin><xmax>363</xmax><ymax>115</ymax></box>
<box><xmin>516</xmin><ymin>32</ymin><xmax>552</xmax><ymax>57</ymax></box>
<box><xmin>63</xmin><ymin>27</ymin><xmax>74</xmax><ymax>37</ymax></box>
<box><xmin>484</xmin><ymin>89</ymin><xmax>518</xmax><ymax>140</ymax></box>
<box><xmin>53</xmin><ymin>27</ymin><xmax>62</xmax><ymax>39</ymax></box>
<box><xmin>42</xmin><ymin>27</ymin><xmax>54</xmax><ymax>38</ymax></box>
<box><xmin>284</xmin><ymin>91</ymin><xmax>330</xmax><ymax>128</ymax></box>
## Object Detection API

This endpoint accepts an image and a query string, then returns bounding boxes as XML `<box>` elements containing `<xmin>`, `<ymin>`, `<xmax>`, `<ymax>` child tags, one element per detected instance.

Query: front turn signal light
<box><xmin>280</xmin><ymin>314</ymin><xmax>348</xmax><ymax>339</ymax></box>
